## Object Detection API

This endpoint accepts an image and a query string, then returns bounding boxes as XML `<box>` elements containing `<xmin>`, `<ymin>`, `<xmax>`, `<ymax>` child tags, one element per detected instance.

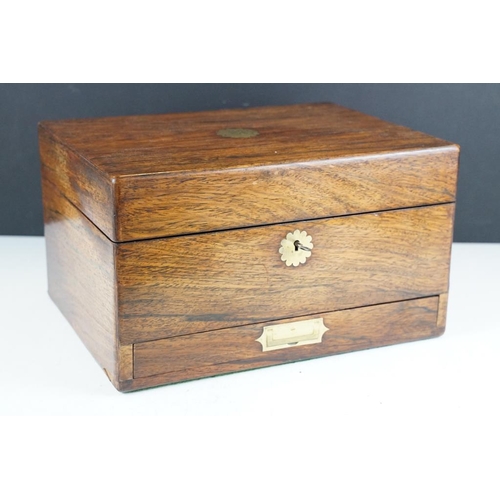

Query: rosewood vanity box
<box><xmin>39</xmin><ymin>103</ymin><xmax>459</xmax><ymax>392</ymax></box>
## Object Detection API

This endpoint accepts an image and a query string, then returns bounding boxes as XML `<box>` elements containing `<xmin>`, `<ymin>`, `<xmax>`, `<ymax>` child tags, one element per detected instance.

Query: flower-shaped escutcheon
<box><xmin>279</xmin><ymin>229</ymin><xmax>313</xmax><ymax>267</ymax></box>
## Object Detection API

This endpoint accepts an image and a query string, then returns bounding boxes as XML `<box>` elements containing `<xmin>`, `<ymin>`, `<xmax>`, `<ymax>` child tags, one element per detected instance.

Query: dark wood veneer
<box><xmin>39</xmin><ymin>103</ymin><xmax>459</xmax><ymax>391</ymax></box>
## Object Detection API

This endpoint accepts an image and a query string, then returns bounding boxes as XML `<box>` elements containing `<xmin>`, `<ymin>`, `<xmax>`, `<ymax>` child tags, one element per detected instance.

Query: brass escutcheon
<box><xmin>279</xmin><ymin>229</ymin><xmax>313</xmax><ymax>266</ymax></box>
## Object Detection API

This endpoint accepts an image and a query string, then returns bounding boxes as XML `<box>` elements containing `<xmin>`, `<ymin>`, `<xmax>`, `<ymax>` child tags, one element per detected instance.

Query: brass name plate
<box><xmin>256</xmin><ymin>318</ymin><xmax>329</xmax><ymax>352</ymax></box>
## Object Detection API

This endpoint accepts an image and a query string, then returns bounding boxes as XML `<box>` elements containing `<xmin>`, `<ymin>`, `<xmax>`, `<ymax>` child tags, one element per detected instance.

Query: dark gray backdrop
<box><xmin>1</xmin><ymin>84</ymin><xmax>499</xmax><ymax>242</ymax></box>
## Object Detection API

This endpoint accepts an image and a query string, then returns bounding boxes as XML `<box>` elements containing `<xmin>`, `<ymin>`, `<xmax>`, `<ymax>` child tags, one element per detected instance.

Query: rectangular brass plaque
<box><xmin>256</xmin><ymin>318</ymin><xmax>329</xmax><ymax>352</ymax></box>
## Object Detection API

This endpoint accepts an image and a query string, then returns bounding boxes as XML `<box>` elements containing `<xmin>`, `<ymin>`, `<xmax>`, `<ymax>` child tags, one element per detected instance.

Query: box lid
<box><xmin>39</xmin><ymin>103</ymin><xmax>459</xmax><ymax>242</ymax></box>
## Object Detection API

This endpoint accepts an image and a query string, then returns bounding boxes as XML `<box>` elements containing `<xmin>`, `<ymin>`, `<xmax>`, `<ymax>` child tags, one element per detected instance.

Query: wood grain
<box><xmin>42</xmin><ymin>178</ymin><xmax>121</xmax><ymax>386</ymax></box>
<box><xmin>39</xmin><ymin>103</ymin><xmax>459</xmax><ymax>392</ymax></box>
<box><xmin>113</xmin><ymin>147</ymin><xmax>458</xmax><ymax>241</ymax></box>
<box><xmin>38</xmin><ymin>103</ymin><xmax>453</xmax><ymax>175</ymax></box>
<box><xmin>128</xmin><ymin>296</ymin><xmax>440</xmax><ymax>389</ymax></box>
<box><xmin>39</xmin><ymin>126</ymin><xmax>116</xmax><ymax>240</ymax></box>
<box><xmin>118</xmin><ymin>344</ymin><xmax>133</xmax><ymax>381</ymax></box>
<box><xmin>117</xmin><ymin>204</ymin><xmax>454</xmax><ymax>344</ymax></box>
<box><xmin>42</xmin><ymin>178</ymin><xmax>135</xmax><ymax>390</ymax></box>
<box><xmin>39</xmin><ymin>103</ymin><xmax>459</xmax><ymax>241</ymax></box>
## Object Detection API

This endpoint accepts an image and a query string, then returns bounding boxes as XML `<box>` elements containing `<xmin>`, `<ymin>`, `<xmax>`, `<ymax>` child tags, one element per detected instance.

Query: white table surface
<box><xmin>1</xmin><ymin>237</ymin><xmax>499</xmax><ymax>498</ymax></box>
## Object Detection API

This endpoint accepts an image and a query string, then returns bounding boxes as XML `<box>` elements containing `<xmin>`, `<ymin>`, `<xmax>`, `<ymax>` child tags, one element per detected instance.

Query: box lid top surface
<box><xmin>40</xmin><ymin>103</ymin><xmax>452</xmax><ymax>178</ymax></box>
<box><xmin>40</xmin><ymin>103</ymin><xmax>459</xmax><ymax>242</ymax></box>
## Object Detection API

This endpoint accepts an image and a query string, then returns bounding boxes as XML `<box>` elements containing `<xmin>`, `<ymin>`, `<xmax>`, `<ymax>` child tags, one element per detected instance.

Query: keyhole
<box><xmin>294</xmin><ymin>240</ymin><xmax>312</xmax><ymax>252</ymax></box>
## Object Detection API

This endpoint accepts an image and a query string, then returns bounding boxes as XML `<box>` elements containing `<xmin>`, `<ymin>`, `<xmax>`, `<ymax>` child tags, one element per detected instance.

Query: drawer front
<box><xmin>132</xmin><ymin>296</ymin><xmax>442</xmax><ymax>384</ymax></box>
<box><xmin>117</xmin><ymin>204</ymin><xmax>454</xmax><ymax>344</ymax></box>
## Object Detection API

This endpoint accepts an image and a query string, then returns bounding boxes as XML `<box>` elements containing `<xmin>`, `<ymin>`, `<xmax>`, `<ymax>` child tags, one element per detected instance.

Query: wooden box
<box><xmin>39</xmin><ymin>103</ymin><xmax>459</xmax><ymax>392</ymax></box>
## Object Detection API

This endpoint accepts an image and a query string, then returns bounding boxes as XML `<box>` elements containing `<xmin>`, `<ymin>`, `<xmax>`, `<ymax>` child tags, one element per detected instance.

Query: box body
<box><xmin>39</xmin><ymin>103</ymin><xmax>459</xmax><ymax>391</ymax></box>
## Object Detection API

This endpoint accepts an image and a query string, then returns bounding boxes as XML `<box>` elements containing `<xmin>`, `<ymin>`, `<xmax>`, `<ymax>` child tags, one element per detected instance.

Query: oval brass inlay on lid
<box><xmin>216</xmin><ymin>128</ymin><xmax>259</xmax><ymax>138</ymax></box>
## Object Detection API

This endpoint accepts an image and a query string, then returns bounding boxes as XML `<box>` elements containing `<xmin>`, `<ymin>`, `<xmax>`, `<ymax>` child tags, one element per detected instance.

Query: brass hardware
<box><xmin>256</xmin><ymin>317</ymin><xmax>328</xmax><ymax>352</ymax></box>
<box><xmin>279</xmin><ymin>229</ymin><xmax>313</xmax><ymax>266</ymax></box>
<box><xmin>216</xmin><ymin>128</ymin><xmax>259</xmax><ymax>138</ymax></box>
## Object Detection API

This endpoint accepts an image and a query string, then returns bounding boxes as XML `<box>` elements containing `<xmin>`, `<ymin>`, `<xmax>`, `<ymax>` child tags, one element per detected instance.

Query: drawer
<box><xmin>117</xmin><ymin>204</ymin><xmax>454</xmax><ymax>344</ymax></box>
<box><xmin>129</xmin><ymin>296</ymin><xmax>443</xmax><ymax>388</ymax></box>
